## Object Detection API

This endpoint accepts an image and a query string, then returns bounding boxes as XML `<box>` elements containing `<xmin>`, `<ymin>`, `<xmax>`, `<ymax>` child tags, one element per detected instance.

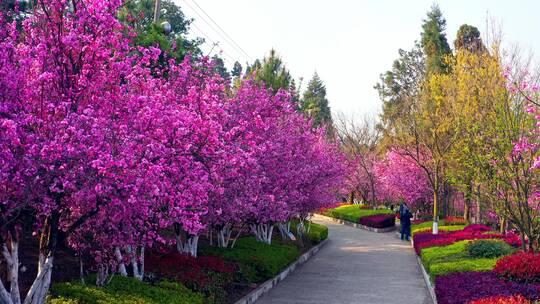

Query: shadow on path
<box><xmin>255</xmin><ymin>215</ymin><xmax>432</xmax><ymax>304</ymax></box>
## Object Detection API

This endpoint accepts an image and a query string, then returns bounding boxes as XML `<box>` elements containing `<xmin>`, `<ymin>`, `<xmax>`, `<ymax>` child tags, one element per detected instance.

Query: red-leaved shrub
<box><xmin>413</xmin><ymin>225</ymin><xmax>521</xmax><ymax>255</ymax></box>
<box><xmin>445</xmin><ymin>216</ymin><xmax>467</xmax><ymax>225</ymax></box>
<box><xmin>494</xmin><ymin>252</ymin><xmax>540</xmax><ymax>283</ymax></box>
<box><xmin>358</xmin><ymin>214</ymin><xmax>395</xmax><ymax>229</ymax></box>
<box><xmin>146</xmin><ymin>251</ymin><xmax>236</xmax><ymax>302</ymax></box>
<box><xmin>435</xmin><ymin>272</ymin><xmax>540</xmax><ymax>304</ymax></box>
<box><xmin>469</xmin><ymin>294</ymin><xmax>531</xmax><ymax>304</ymax></box>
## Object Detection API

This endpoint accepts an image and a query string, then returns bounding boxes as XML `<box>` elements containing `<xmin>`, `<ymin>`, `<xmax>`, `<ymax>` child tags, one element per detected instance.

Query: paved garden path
<box><xmin>256</xmin><ymin>215</ymin><xmax>432</xmax><ymax>304</ymax></box>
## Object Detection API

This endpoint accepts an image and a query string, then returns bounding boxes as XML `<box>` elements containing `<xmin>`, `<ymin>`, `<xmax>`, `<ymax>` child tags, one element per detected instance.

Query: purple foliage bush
<box><xmin>435</xmin><ymin>271</ymin><xmax>540</xmax><ymax>304</ymax></box>
<box><xmin>358</xmin><ymin>214</ymin><xmax>395</xmax><ymax>229</ymax></box>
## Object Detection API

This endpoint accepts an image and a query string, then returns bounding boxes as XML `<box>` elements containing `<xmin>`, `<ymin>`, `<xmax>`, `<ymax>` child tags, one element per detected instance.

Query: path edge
<box><xmin>234</xmin><ymin>238</ymin><xmax>329</xmax><ymax>304</ymax></box>
<box><xmin>416</xmin><ymin>255</ymin><xmax>438</xmax><ymax>304</ymax></box>
<box><xmin>314</xmin><ymin>213</ymin><xmax>396</xmax><ymax>233</ymax></box>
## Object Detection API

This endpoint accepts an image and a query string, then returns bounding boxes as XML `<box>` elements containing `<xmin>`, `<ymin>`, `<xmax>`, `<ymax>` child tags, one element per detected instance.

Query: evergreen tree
<box><xmin>454</xmin><ymin>24</ymin><xmax>484</xmax><ymax>53</ymax></box>
<box><xmin>375</xmin><ymin>44</ymin><xmax>425</xmax><ymax>140</ymax></box>
<box><xmin>212</xmin><ymin>55</ymin><xmax>231</xmax><ymax>84</ymax></box>
<box><xmin>421</xmin><ymin>4</ymin><xmax>452</xmax><ymax>74</ymax></box>
<box><xmin>231</xmin><ymin>61</ymin><xmax>243</xmax><ymax>78</ymax></box>
<box><xmin>301</xmin><ymin>73</ymin><xmax>333</xmax><ymax>128</ymax></box>
<box><xmin>246</xmin><ymin>49</ymin><xmax>292</xmax><ymax>94</ymax></box>
<box><xmin>118</xmin><ymin>0</ymin><xmax>202</xmax><ymax>64</ymax></box>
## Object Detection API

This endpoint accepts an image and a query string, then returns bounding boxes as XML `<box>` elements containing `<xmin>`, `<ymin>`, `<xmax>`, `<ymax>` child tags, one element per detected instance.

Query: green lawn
<box><xmin>323</xmin><ymin>205</ymin><xmax>393</xmax><ymax>223</ymax></box>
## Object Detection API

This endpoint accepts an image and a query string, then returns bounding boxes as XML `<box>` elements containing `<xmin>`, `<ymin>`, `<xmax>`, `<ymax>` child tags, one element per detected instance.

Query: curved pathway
<box><xmin>256</xmin><ymin>215</ymin><xmax>431</xmax><ymax>304</ymax></box>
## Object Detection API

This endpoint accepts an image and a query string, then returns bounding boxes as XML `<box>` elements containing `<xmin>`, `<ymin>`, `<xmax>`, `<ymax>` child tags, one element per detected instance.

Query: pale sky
<box><xmin>176</xmin><ymin>0</ymin><xmax>540</xmax><ymax>117</ymax></box>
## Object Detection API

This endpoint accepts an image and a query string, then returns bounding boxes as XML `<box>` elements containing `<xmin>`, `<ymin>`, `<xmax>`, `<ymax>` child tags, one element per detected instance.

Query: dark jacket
<box><xmin>401</xmin><ymin>209</ymin><xmax>413</xmax><ymax>227</ymax></box>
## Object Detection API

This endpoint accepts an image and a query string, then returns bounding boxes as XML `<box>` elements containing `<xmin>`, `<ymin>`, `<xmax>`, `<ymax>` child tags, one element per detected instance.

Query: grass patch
<box><xmin>200</xmin><ymin>237</ymin><xmax>300</xmax><ymax>284</ymax></box>
<box><xmin>324</xmin><ymin>205</ymin><xmax>393</xmax><ymax>223</ymax></box>
<box><xmin>48</xmin><ymin>276</ymin><xmax>204</xmax><ymax>304</ymax></box>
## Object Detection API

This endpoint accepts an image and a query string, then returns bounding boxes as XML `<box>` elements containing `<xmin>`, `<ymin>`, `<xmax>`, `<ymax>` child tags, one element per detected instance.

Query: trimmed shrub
<box><xmin>358</xmin><ymin>214</ymin><xmax>395</xmax><ymax>229</ymax></box>
<box><xmin>494</xmin><ymin>252</ymin><xmax>540</xmax><ymax>283</ymax></box>
<box><xmin>412</xmin><ymin>225</ymin><xmax>466</xmax><ymax>236</ymax></box>
<box><xmin>324</xmin><ymin>204</ymin><xmax>393</xmax><ymax>223</ymax></box>
<box><xmin>444</xmin><ymin>216</ymin><xmax>467</xmax><ymax>225</ymax></box>
<box><xmin>469</xmin><ymin>295</ymin><xmax>531</xmax><ymax>304</ymax></box>
<box><xmin>429</xmin><ymin>258</ymin><xmax>497</xmax><ymax>278</ymax></box>
<box><xmin>463</xmin><ymin>224</ymin><xmax>492</xmax><ymax>232</ymax></box>
<box><xmin>145</xmin><ymin>252</ymin><xmax>235</xmax><ymax>303</ymax></box>
<box><xmin>467</xmin><ymin>239</ymin><xmax>515</xmax><ymax>259</ymax></box>
<box><xmin>412</xmin><ymin>226</ymin><xmax>520</xmax><ymax>256</ymax></box>
<box><xmin>306</xmin><ymin>221</ymin><xmax>328</xmax><ymax>243</ymax></box>
<box><xmin>48</xmin><ymin>276</ymin><xmax>204</xmax><ymax>304</ymax></box>
<box><xmin>435</xmin><ymin>271</ymin><xmax>540</xmax><ymax>304</ymax></box>
<box><xmin>200</xmin><ymin>237</ymin><xmax>299</xmax><ymax>283</ymax></box>
<box><xmin>421</xmin><ymin>241</ymin><xmax>470</xmax><ymax>270</ymax></box>
<box><xmin>291</xmin><ymin>221</ymin><xmax>328</xmax><ymax>244</ymax></box>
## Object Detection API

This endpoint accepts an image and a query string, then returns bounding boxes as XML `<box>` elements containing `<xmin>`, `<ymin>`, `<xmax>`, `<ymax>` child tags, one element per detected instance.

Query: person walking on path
<box><xmin>400</xmin><ymin>205</ymin><xmax>413</xmax><ymax>241</ymax></box>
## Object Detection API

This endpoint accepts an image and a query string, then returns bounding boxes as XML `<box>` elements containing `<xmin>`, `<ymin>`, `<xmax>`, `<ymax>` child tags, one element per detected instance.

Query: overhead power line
<box><xmin>180</xmin><ymin>0</ymin><xmax>251</xmax><ymax>63</ymax></box>
<box><xmin>187</xmin><ymin>0</ymin><xmax>252</xmax><ymax>61</ymax></box>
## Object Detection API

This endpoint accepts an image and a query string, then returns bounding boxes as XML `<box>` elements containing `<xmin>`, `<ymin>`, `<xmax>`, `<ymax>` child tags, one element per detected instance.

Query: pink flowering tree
<box><xmin>375</xmin><ymin>150</ymin><xmax>433</xmax><ymax>211</ymax></box>
<box><xmin>0</xmin><ymin>0</ymin><xmax>225</xmax><ymax>301</ymax></box>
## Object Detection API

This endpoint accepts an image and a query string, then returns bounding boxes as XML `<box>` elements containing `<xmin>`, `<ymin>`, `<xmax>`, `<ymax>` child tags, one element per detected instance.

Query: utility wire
<box><xmin>187</xmin><ymin>0</ymin><xmax>252</xmax><ymax>61</ymax></box>
<box><xmin>189</xmin><ymin>22</ymin><xmax>237</xmax><ymax>63</ymax></box>
<box><xmin>180</xmin><ymin>0</ymin><xmax>251</xmax><ymax>63</ymax></box>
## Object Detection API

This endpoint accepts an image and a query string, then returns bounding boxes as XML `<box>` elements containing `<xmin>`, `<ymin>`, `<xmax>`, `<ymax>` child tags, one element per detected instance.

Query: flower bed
<box><xmin>358</xmin><ymin>214</ymin><xmax>396</xmax><ymax>228</ymax></box>
<box><xmin>413</xmin><ymin>223</ymin><xmax>535</xmax><ymax>303</ymax></box>
<box><xmin>435</xmin><ymin>271</ymin><xmax>540</xmax><ymax>304</ymax></box>
<box><xmin>494</xmin><ymin>252</ymin><xmax>540</xmax><ymax>283</ymax></box>
<box><xmin>413</xmin><ymin>225</ymin><xmax>520</xmax><ymax>255</ymax></box>
<box><xmin>322</xmin><ymin>204</ymin><xmax>394</xmax><ymax>224</ymax></box>
<box><xmin>145</xmin><ymin>252</ymin><xmax>236</xmax><ymax>303</ymax></box>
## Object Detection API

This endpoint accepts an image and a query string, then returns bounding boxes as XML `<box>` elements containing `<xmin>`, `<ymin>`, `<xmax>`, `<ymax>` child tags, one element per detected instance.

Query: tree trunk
<box><xmin>217</xmin><ymin>224</ymin><xmax>233</xmax><ymax>248</ymax></box>
<box><xmin>432</xmin><ymin>175</ymin><xmax>439</xmax><ymax>235</ymax></box>
<box><xmin>114</xmin><ymin>247</ymin><xmax>128</xmax><ymax>277</ymax></box>
<box><xmin>23</xmin><ymin>255</ymin><xmax>54</xmax><ymax>304</ymax></box>
<box><xmin>250</xmin><ymin>223</ymin><xmax>274</xmax><ymax>244</ymax></box>
<box><xmin>1</xmin><ymin>231</ymin><xmax>20</xmax><ymax>304</ymax></box>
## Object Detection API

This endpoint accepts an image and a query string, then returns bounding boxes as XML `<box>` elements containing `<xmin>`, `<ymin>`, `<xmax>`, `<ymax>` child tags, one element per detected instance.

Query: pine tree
<box><xmin>454</xmin><ymin>24</ymin><xmax>484</xmax><ymax>53</ymax></box>
<box><xmin>301</xmin><ymin>73</ymin><xmax>332</xmax><ymax>128</ymax></box>
<box><xmin>246</xmin><ymin>49</ymin><xmax>292</xmax><ymax>94</ymax></box>
<box><xmin>421</xmin><ymin>4</ymin><xmax>452</xmax><ymax>74</ymax></box>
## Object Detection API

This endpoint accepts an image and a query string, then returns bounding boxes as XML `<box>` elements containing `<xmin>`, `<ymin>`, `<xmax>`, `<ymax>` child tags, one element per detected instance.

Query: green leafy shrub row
<box><xmin>200</xmin><ymin>237</ymin><xmax>300</xmax><ymax>283</ymax></box>
<box><xmin>467</xmin><ymin>239</ymin><xmax>515</xmax><ymax>259</ymax></box>
<box><xmin>324</xmin><ymin>204</ymin><xmax>393</xmax><ymax>223</ymax></box>
<box><xmin>420</xmin><ymin>239</ymin><xmax>515</xmax><ymax>279</ymax></box>
<box><xmin>304</xmin><ymin>221</ymin><xmax>328</xmax><ymax>244</ymax></box>
<box><xmin>48</xmin><ymin>276</ymin><xmax>204</xmax><ymax>304</ymax></box>
<box><xmin>412</xmin><ymin>225</ymin><xmax>466</xmax><ymax>236</ymax></box>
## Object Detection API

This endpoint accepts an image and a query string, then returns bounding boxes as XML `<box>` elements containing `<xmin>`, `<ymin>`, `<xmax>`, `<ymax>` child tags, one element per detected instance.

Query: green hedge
<box><xmin>306</xmin><ymin>222</ymin><xmax>328</xmax><ymax>243</ymax></box>
<box><xmin>466</xmin><ymin>239</ymin><xmax>515</xmax><ymax>258</ymax></box>
<box><xmin>200</xmin><ymin>237</ymin><xmax>299</xmax><ymax>284</ymax></box>
<box><xmin>324</xmin><ymin>205</ymin><xmax>393</xmax><ymax>223</ymax></box>
<box><xmin>420</xmin><ymin>240</ymin><xmax>501</xmax><ymax>279</ymax></box>
<box><xmin>412</xmin><ymin>225</ymin><xmax>466</xmax><ymax>236</ymax></box>
<box><xmin>429</xmin><ymin>258</ymin><xmax>498</xmax><ymax>278</ymax></box>
<box><xmin>290</xmin><ymin>221</ymin><xmax>328</xmax><ymax>244</ymax></box>
<box><xmin>48</xmin><ymin>276</ymin><xmax>204</xmax><ymax>304</ymax></box>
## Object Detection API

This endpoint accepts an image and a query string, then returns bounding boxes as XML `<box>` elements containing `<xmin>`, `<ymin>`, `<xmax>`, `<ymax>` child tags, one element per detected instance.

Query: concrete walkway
<box><xmin>256</xmin><ymin>215</ymin><xmax>431</xmax><ymax>304</ymax></box>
